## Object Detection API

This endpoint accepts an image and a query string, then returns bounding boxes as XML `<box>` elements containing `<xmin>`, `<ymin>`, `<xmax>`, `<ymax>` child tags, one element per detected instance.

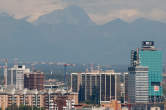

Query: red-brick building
<box><xmin>24</xmin><ymin>71</ymin><xmax>44</xmax><ymax>90</ymax></box>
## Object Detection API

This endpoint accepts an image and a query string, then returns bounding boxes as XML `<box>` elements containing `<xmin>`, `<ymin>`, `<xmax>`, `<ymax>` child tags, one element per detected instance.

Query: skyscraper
<box><xmin>128</xmin><ymin>41</ymin><xmax>163</xmax><ymax>103</ymax></box>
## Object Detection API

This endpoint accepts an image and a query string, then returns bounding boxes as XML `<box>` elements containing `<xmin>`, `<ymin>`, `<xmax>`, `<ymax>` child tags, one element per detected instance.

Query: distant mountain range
<box><xmin>0</xmin><ymin>6</ymin><xmax>166</xmax><ymax>65</ymax></box>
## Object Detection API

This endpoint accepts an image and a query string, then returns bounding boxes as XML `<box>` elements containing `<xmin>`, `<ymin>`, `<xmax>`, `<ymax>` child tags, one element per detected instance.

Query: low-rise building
<box><xmin>0</xmin><ymin>89</ymin><xmax>77</xmax><ymax>110</ymax></box>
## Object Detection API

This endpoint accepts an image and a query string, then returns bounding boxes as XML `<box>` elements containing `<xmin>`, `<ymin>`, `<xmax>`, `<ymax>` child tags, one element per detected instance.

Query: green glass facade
<box><xmin>139</xmin><ymin>50</ymin><xmax>163</xmax><ymax>96</ymax></box>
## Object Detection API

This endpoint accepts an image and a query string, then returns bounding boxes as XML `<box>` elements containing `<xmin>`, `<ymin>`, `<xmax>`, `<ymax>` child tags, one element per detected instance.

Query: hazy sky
<box><xmin>0</xmin><ymin>0</ymin><xmax>166</xmax><ymax>24</ymax></box>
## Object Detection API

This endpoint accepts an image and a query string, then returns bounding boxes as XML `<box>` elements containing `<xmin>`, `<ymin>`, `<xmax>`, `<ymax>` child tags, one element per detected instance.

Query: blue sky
<box><xmin>0</xmin><ymin>0</ymin><xmax>166</xmax><ymax>24</ymax></box>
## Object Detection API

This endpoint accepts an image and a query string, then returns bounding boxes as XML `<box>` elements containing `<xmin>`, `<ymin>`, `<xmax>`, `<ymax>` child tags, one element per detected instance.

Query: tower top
<box><xmin>142</xmin><ymin>41</ymin><xmax>154</xmax><ymax>48</ymax></box>
<box><xmin>141</xmin><ymin>41</ymin><xmax>156</xmax><ymax>50</ymax></box>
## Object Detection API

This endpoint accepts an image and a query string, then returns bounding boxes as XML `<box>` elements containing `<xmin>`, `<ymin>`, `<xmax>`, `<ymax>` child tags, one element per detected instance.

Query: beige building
<box><xmin>0</xmin><ymin>89</ymin><xmax>45</xmax><ymax>109</ymax></box>
<box><xmin>0</xmin><ymin>89</ymin><xmax>77</xmax><ymax>110</ymax></box>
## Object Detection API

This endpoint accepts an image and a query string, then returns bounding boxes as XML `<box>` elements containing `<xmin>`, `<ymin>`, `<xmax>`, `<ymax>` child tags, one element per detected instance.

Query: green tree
<box><xmin>5</xmin><ymin>104</ymin><xmax>44</xmax><ymax>110</ymax></box>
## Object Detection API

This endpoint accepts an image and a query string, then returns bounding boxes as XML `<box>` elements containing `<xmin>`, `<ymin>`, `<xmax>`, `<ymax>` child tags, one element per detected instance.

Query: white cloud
<box><xmin>0</xmin><ymin>0</ymin><xmax>66</xmax><ymax>21</ymax></box>
<box><xmin>62</xmin><ymin>0</ymin><xmax>166</xmax><ymax>24</ymax></box>
<box><xmin>88</xmin><ymin>9</ymin><xmax>142</xmax><ymax>24</ymax></box>
<box><xmin>0</xmin><ymin>0</ymin><xmax>166</xmax><ymax>24</ymax></box>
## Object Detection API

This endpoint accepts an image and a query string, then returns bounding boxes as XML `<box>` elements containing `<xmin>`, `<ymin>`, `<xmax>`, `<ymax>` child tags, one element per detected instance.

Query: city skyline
<box><xmin>0</xmin><ymin>0</ymin><xmax>166</xmax><ymax>109</ymax></box>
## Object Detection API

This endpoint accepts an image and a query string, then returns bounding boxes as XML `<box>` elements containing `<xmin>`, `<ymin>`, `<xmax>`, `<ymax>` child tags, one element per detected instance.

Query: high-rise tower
<box><xmin>128</xmin><ymin>41</ymin><xmax>163</xmax><ymax>103</ymax></box>
<box><xmin>8</xmin><ymin>65</ymin><xmax>30</xmax><ymax>90</ymax></box>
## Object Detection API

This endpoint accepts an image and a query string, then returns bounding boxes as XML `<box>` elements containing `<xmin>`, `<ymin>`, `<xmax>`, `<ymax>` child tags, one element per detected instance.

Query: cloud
<box><xmin>0</xmin><ymin>0</ymin><xmax>166</xmax><ymax>24</ymax></box>
<box><xmin>89</xmin><ymin>9</ymin><xmax>142</xmax><ymax>24</ymax></box>
<box><xmin>62</xmin><ymin>0</ymin><xmax>166</xmax><ymax>24</ymax></box>
<box><xmin>0</xmin><ymin>0</ymin><xmax>66</xmax><ymax>21</ymax></box>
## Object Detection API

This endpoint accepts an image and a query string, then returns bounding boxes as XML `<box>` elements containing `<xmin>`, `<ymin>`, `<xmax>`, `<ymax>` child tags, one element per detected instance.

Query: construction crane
<box><xmin>64</xmin><ymin>64</ymin><xmax>67</xmax><ymax>86</ymax></box>
<box><xmin>0</xmin><ymin>58</ymin><xmax>8</xmax><ymax>88</ymax></box>
<box><xmin>3</xmin><ymin>59</ymin><xmax>8</xmax><ymax>88</ymax></box>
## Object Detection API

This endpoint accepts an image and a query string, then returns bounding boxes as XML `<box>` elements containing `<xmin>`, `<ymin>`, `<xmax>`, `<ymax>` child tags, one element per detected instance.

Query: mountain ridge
<box><xmin>0</xmin><ymin>6</ymin><xmax>166</xmax><ymax>65</ymax></box>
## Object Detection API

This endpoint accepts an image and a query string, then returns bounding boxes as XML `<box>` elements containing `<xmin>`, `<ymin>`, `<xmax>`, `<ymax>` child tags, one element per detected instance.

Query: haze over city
<box><xmin>0</xmin><ymin>1</ymin><xmax>166</xmax><ymax>64</ymax></box>
<box><xmin>0</xmin><ymin>1</ymin><xmax>166</xmax><ymax>110</ymax></box>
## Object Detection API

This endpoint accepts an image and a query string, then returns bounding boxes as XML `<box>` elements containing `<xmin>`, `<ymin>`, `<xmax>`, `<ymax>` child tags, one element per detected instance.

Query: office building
<box><xmin>128</xmin><ymin>66</ymin><xmax>149</xmax><ymax>103</ymax></box>
<box><xmin>128</xmin><ymin>41</ymin><xmax>163</xmax><ymax>103</ymax></box>
<box><xmin>71</xmin><ymin>70</ymin><xmax>119</xmax><ymax>104</ymax></box>
<box><xmin>8</xmin><ymin>65</ymin><xmax>30</xmax><ymax>90</ymax></box>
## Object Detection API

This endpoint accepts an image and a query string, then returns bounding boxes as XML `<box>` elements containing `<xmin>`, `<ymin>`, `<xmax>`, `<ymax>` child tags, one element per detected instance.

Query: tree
<box><xmin>4</xmin><ymin>104</ymin><xmax>44</xmax><ymax>110</ymax></box>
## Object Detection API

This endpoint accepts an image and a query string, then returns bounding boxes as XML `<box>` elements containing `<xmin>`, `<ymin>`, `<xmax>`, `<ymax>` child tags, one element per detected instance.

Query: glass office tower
<box><xmin>139</xmin><ymin>42</ymin><xmax>162</xmax><ymax>102</ymax></box>
<box><xmin>128</xmin><ymin>41</ymin><xmax>163</xmax><ymax>103</ymax></box>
